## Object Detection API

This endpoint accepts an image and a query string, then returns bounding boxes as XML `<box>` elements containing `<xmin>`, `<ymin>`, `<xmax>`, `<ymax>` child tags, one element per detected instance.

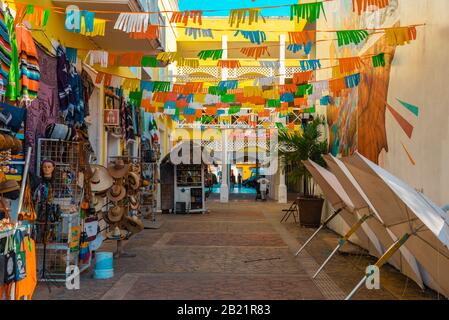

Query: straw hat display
<box><xmin>107</xmin><ymin>206</ymin><xmax>126</xmax><ymax>223</ymax></box>
<box><xmin>129</xmin><ymin>195</ymin><xmax>139</xmax><ymax>210</ymax></box>
<box><xmin>98</xmin><ymin>157</ymin><xmax>144</xmax><ymax>240</ymax></box>
<box><xmin>90</xmin><ymin>165</ymin><xmax>114</xmax><ymax>193</ymax></box>
<box><xmin>108</xmin><ymin>159</ymin><xmax>129</xmax><ymax>179</ymax></box>
<box><xmin>92</xmin><ymin>195</ymin><xmax>104</xmax><ymax>212</ymax></box>
<box><xmin>107</xmin><ymin>184</ymin><xmax>126</xmax><ymax>202</ymax></box>
<box><xmin>106</xmin><ymin>226</ymin><xmax>128</xmax><ymax>240</ymax></box>
<box><xmin>128</xmin><ymin>172</ymin><xmax>140</xmax><ymax>190</ymax></box>
<box><xmin>120</xmin><ymin>216</ymin><xmax>144</xmax><ymax>235</ymax></box>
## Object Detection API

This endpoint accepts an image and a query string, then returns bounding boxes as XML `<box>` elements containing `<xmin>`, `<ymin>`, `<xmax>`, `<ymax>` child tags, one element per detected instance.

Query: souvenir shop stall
<box><xmin>0</xmin><ymin>0</ymin><xmax>151</xmax><ymax>298</ymax></box>
<box><xmin>140</xmin><ymin>114</ymin><xmax>161</xmax><ymax>227</ymax></box>
<box><xmin>160</xmin><ymin>142</ymin><xmax>207</xmax><ymax>214</ymax></box>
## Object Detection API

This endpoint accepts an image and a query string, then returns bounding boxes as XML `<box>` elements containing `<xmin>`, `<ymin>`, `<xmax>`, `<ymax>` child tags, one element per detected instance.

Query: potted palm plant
<box><xmin>278</xmin><ymin>116</ymin><xmax>328</xmax><ymax>227</ymax></box>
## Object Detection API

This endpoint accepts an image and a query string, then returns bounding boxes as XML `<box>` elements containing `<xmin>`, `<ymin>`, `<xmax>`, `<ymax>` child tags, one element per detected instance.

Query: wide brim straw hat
<box><xmin>129</xmin><ymin>195</ymin><xmax>140</xmax><ymax>210</ymax></box>
<box><xmin>120</xmin><ymin>216</ymin><xmax>144</xmax><ymax>235</ymax></box>
<box><xmin>128</xmin><ymin>172</ymin><xmax>141</xmax><ymax>190</ymax></box>
<box><xmin>106</xmin><ymin>227</ymin><xmax>128</xmax><ymax>240</ymax></box>
<box><xmin>107</xmin><ymin>206</ymin><xmax>126</xmax><ymax>223</ymax></box>
<box><xmin>90</xmin><ymin>165</ymin><xmax>114</xmax><ymax>193</ymax></box>
<box><xmin>108</xmin><ymin>159</ymin><xmax>129</xmax><ymax>179</ymax></box>
<box><xmin>107</xmin><ymin>184</ymin><xmax>127</xmax><ymax>202</ymax></box>
<box><xmin>93</xmin><ymin>195</ymin><xmax>104</xmax><ymax>212</ymax></box>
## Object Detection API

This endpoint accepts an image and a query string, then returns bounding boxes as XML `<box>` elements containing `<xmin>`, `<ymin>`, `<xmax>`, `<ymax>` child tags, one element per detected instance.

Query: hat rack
<box><xmin>103</xmin><ymin>155</ymin><xmax>145</xmax><ymax>258</ymax></box>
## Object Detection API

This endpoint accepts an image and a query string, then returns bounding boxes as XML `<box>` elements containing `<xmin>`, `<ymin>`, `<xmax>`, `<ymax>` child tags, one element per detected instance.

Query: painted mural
<box><xmin>327</xmin><ymin>0</ymin><xmax>399</xmax><ymax>163</ymax></box>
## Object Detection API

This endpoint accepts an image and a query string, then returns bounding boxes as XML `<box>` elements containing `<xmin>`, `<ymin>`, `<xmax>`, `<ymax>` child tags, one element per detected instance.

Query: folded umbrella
<box><xmin>323</xmin><ymin>154</ymin><xmax>424</xmax><ymax>290</ymax></box>
<box><xmin>342</xmin><ymin>152</ymin><xmax>449</xmax><ymax>299</ymax></box>
<box><xmin>302</xmin><ymin>160</ymin><xmax>383</xmax><ymax>279</ymax></box>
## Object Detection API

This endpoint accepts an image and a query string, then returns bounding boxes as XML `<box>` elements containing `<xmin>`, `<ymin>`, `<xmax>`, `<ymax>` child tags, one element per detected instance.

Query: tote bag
<box><xmin>3</xmin><ymin>235</ymin><xmax>16</xmax><ymax>284</ymax></box>
<box><xmin>15</xmin><ymin>235</ymin><xmax>36</xmax><ymax>300</ymax></box>
<box><xmin>0</xmin><ymin>103</ymin><xmax>27</xmax><ymax>133</ymax></box>
<box><xmin>14</xmin><ymin>230</ymin><xmax>26</xmax><ymax>281</ymax></box>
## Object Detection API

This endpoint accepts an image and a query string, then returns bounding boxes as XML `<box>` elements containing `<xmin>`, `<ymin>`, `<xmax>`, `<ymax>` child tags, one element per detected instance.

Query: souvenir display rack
<box><xmin>36</xmin><ymin>138</ymin><xmax>90</xmax><ymax>282</ymax></box>
<box><xmin>141</xmin><ymin>162</ymin><xmax>158</xmax><ymax>224</ymax></box>
<box><xmin>0</xmin><ymin>146</ymin><xmax>34</xmax><ymax>300</ymax></box>
<box><xmin>174</xmin><ymin>164</ymin><xmax>206</xmax><ymax>214</ymax></box>
<box><xmin>108</xmin><ymin>155</ymin><xmax>142</xmax><ymax>218</ymax></box>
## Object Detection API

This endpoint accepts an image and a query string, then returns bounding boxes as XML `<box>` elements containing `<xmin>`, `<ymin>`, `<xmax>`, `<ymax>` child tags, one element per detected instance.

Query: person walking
<box><xmin>257</xmin><ymin>176</ymin><xmax>270</xmax><ymax>201</ymax></box>
<box><xmin>237</xmin><ymin>173</ymin><xmax>242</xmax><ymax>188</ymax></box>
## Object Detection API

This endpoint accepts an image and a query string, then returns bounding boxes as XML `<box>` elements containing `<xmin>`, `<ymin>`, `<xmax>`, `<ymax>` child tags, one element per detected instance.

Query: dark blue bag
<box><xmin>0</xmin><ymin>103</ymin><xmax>27</xmax><ymax>132</ymax></box>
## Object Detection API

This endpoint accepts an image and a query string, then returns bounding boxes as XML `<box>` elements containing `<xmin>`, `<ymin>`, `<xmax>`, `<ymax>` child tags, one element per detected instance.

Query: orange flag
<box><xmin>329</xmin><ymin>77</ymin><xmax>346</xmax><ymax>96</ymax></box>
<box><xmin>217</xmin><ymin>60</ymin><xmax>241</xmax><ymax>69</ymax></box>
<box><xmin>338</xmin><ymin>57</ymin><xmax>362</xmax><ymax>74</ymax></box>
<box><xmin>288</xmin><ymin>31</ymin><xmax>315</xmax><ymax>44</ymax></box>
<box><xmin>240</xmin><ymin>46</ymin><xmax>270</xmax><ymax>60</ymax></box>
<box><xmin>293</xmin><ymin>71</ymin><xmax>314</xmax><ymax>84</ymax></box>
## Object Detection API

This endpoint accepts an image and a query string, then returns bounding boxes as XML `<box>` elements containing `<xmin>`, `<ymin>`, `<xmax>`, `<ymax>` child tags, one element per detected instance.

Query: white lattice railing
<box><xmin>175</xmin><ymin>66</ymin><xmax>302</xmax><ymax>82</ymax></box>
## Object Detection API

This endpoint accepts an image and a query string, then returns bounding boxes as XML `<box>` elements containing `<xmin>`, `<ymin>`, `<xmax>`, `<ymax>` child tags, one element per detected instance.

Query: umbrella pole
<box><xmin>295</xmin><ymin>208</ymin><xmax>343</xmax><ymax>256</ymax></box>
<box><xmin>345</xmin><ymin>233</ymin><xmax>411</xmax><ymax>300</ymax></box>
<box><xmin>313</xmin><ymin>243</ymin><xmax>340</xmax><ymax>278</ymax></box>
<box><xmin>313</xmin><ymin>213</ymin><xmax>372</xmax><ymax>279</ymax></box>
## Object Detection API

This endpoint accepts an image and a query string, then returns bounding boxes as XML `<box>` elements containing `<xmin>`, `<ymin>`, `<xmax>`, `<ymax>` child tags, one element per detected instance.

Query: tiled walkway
<box><xmin>33</xmin><ymin>201</ymin><xmax>441</xmax><ymax>300</ymax></box>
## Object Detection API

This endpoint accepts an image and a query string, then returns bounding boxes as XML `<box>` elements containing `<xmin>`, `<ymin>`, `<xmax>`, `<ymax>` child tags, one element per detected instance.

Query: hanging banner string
<box><xmin>33</xmin><ymin>27</ymin><xmax>392</xmax><ymax>68</ymax></box>
<box><xmin>55</xmin><ymin>9</ymin><xmax>425</xmax><ymax>35</ymax></box>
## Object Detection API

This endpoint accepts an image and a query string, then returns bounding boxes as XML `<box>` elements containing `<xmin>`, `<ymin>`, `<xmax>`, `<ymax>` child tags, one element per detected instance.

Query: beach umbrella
<box><xmin>342</xmin><ymin>152</ymin><xmax>449</xmax><ymax>299</ymax></box>
<box><xmin>323</xmin><ymin>154</ymin><xmax>424</xmax><ymax>290</ymax></box>
<box><xmin>302</xmin><ymin>160</ymin><xmax>383</xmax><ymax>279</ymax></box>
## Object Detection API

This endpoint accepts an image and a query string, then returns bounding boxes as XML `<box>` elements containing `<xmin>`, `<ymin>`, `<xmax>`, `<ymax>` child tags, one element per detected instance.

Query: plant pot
<box><xmin>297</xmin><ymin>196</ymin><xmax>324</xmax><ymax>228</ymax></box>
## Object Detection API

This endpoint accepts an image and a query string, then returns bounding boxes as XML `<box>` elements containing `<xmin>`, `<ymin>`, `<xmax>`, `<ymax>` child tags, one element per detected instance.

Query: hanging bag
<box><xmin>14</xmin><ymin>229</ymin><xmax>26</xmax><ymax>281</ymax></box>
<box><xmin>3</xmin><ymin>235</ymin><xmax>16</xmax><ymax>284</ymax></box>
<box><xmin>15</xmin><ymin>235</ymin><xmax>37</xmax><ymax>300</ymax></box>
<box><xmin>0</xmin><ymin>103</ymin><xmax>27</xmax><ymax>133</ymax></box>
<box><xmin>0</xmin><ymin>199</ymin><xmax>15</xmax><ymax>285</ymax></box>
<box><xmin>19</xmin><ymin>179</ymin><xmax>37</xmax><ymax>222</ymax></box>
<box><xmin>0</xmin><ymin>236</ymin><xmax>6</xmax><ymax>287</ymax></box>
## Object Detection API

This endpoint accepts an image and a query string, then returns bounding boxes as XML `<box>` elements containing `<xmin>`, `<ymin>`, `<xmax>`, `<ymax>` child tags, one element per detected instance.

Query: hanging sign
<box><xmin>104</xmin><ymin>109</ymin><xmax>120</xmax><ymax>126</ymax></box>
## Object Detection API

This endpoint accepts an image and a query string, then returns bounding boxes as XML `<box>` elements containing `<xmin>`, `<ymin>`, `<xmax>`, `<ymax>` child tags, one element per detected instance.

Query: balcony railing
<box><xmin>175</xmin><ymin>66</ymin><xmax>304</xmax><ymax>82</ymax></box>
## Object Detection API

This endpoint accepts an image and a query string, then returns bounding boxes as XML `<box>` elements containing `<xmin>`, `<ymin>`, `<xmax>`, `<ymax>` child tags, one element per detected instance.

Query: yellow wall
<box><xmin>236</xmin><ymin>164</ymin><xmax>254</xmax><ymax>180</ymax></box>
<box><xmin>176</xmin><ymin>17</ymin><xmax>307</xmax><ymax>42</ymax></box>
<box><xmin>176</xmin><ymin>17</ymin><xmax>309</xmax><ymax>68</ymax></box>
